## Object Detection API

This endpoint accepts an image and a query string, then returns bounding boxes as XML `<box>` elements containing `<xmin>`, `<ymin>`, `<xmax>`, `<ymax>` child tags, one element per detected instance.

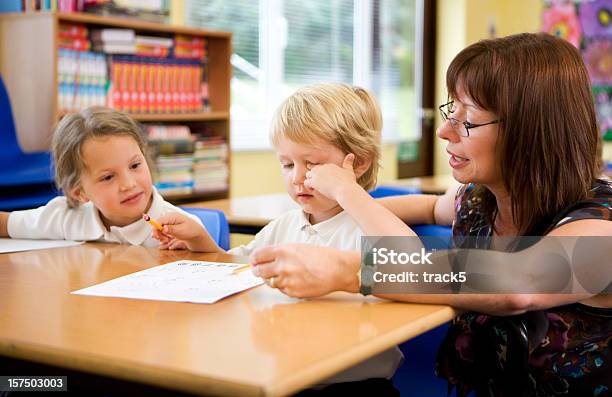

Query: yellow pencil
<box><xmin>142</xmin><ymin>213</ymin><xmax>163</xmax><ymax>232</ymax></box>
<box><xmin>232</xmin><ymin>264</ymin><xmax>252</xmax><ymax>274</ymax></box>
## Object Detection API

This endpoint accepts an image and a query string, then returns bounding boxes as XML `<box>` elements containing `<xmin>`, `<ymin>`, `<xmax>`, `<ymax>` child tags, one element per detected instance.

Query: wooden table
<box><xmin>194</xmin><ymin>176</ymin><xmax>458</xmax><ymax>234</ymax></box>
<box><xmin>0</xmin><ymin>243</ymin><xmax>455</xmax><ymax>397</ymax></box>
<box><xmin>382</xmin><ymin>175</ymin><xmax>457</xmax><ymax>195</ymax></box>
<box><xmin>193</xmin><ymin>193</ymin><xmax>299</xmax><ymax>234</ymax></box>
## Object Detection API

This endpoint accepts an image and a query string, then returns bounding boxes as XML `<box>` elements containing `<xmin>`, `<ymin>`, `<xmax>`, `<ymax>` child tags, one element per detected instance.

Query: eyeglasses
<box><xmin>438</xmin><ymin>101</ymin><xmax>499</xmax><ymax>137</ymax></box>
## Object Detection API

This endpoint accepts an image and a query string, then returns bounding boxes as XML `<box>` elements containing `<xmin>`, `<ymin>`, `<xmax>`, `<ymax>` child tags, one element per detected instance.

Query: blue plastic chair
<box><xmin>0</xmin><ymin>75</ymin><xmax>59</xmax><ymax>211</ymax></box>
<box><xmin>0</xmin><ymin>185</ymin><xmax>60</xmax><ymax>211</ymax></box>
<box><xmin>0</xmin><ymin>76</ymin><xmax>55</xmax><ymax>187</ymax></box>
<box><xmin>181</xmin><ymin>207</ymin><xmax>230</xmax><ymax>251</ymax></box>
<box><xmin>368</xmin><ymin>185</ymin><xmax>421</xmax><ymax>198</ymax></box>
<box><xmin>369</xmin><ymin>184</ymin><xmax>454</xmax><ymax>395</ymax></box>
<box><xmin>393</xmin><ymin>221</ymin><xmax>453</xmax><ymax>396</ymax></box>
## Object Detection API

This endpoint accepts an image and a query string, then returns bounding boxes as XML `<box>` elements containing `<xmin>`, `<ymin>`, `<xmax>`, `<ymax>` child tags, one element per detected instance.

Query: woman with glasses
<box><xmin>250</xmin><ymin>33</ymin><xmax>612</xmax><ymax>396</ymax></box>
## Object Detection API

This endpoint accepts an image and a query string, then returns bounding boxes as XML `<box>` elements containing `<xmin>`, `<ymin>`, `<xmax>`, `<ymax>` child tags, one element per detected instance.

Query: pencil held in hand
<box><xmin>143</xmin><ymin>213</ymin><xmax>164</xmax><ymax>232</ymax></box>
<box><xmin>232</xmin><ymin>264</ymin><xmax>252</xmax><ymax>274</ymax></box>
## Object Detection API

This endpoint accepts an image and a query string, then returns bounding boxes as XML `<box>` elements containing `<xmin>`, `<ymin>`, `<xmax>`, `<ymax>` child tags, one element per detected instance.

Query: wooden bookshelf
<box><xmin>58</xmin><ymin>110</ymin><xmax>230</xmax><ymax>122</ymax></box>
<box><xmin>0</xmin><ymin>11</ymin><xmax>232</xmax><ymax>203</ymax></box>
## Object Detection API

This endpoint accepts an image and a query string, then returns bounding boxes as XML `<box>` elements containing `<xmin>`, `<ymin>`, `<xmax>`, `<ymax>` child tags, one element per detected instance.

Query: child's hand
<box><xmin>157</xmin><ymin>237</ymin><xmax>189</xmax><ymax>250</ymax></box>
<box><xmin>304</xmin><ymin>153</ymin><xmax>358</xmax><ymax>200</ymax></box>
<box><xmin>151</xmin><ymin>212</ymin><xmax>207</xmax><ymax>251</ymax></box>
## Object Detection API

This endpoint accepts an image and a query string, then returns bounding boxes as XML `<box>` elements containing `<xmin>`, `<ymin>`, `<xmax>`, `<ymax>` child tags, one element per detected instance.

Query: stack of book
<box><xmin>174</xmin><ymin>35</ymin><xmax>207</xmax><ymax>60</ymax></box>
<box><xmin>147</xmin><ymin>125</ymin><xmax>195</xmax><ymax>197</ymax></box>
<box><xmin>108</xmin><ymin>57</ymin><xmax>205</xmax><ymax>114</ymax></box>
<box><xmin>92</xmin><ymin>28</ymin><xmax>135</xmax><ymax>54</ymax></box>
<box><xmin>84</xmin><ymin>0</ymin><xmax>169</xmax><ymax>24</ymax></box>
<box><xmin>135</xmin><ymin>35</ymin><xmax>173</xmax><ymax>58</ymax></box>
<box><xmin>58</xmin><ymin>23</ymin><xmax>90</xmax><ymax>51</ymax></box>
<box><xmin>193</xmin><ymin>136</ymin><xmax>228</xmax><ymax>193</ymax></box>
<box><xmin>58</xmin><ymin>49</ymin><xmax>108</xmax><ymax>112</ymax></box>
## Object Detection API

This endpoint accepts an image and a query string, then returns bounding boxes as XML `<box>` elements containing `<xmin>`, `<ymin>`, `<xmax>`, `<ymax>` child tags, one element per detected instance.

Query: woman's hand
<box><xmin>304</xmin><ymin>153</ymin><xmax>358</xmax><ymax>201</ymax></box>
<box><xmin>152</xmin><ymin>212</ymin><xmax>215</xmax><ymax>252</ymax></box>
<box><xmin>249</xmin><ymin>244</ymin><xmax>361</xmax><ymax>298</ymax></box>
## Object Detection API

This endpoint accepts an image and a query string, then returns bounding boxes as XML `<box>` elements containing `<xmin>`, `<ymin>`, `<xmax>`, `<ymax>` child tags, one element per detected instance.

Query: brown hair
<box><xmin>446</xmin><ymin>33</ymin><xmax>600</xmax><ymax>234</ymax></box>
<box><xmin>51</xmin><ymin>107</ymin><xmax>148</xmax><ymax>207</ymax></box>
<box><xmin>270</xmin><ymin>83</ymin><xmax>382</xmax><ymax>190</ymax></box>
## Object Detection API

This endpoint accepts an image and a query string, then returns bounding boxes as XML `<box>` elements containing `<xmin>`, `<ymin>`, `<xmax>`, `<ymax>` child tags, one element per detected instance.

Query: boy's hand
<box><xmin>151</xmin><ymin>212</ymin><xmax>208</xmax><ymax>251</ymax></box>
<box><xmin>304</xmin><ymin>153</ymin><xmax>357</xmax><ymax>200</ymax></box>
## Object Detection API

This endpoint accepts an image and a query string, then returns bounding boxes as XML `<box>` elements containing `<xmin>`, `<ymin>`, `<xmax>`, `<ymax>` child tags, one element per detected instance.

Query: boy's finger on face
<box><xmin>343</xmin><ymin>153</ymin><xmax>355</xmax><ymax>168</ymax></box>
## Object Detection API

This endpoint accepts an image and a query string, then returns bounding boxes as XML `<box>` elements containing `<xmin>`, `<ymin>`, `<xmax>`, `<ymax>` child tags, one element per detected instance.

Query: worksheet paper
<box><xmin>0</xmin><ymin>238</ymin><xmax>84</xmax><ymax>254</ymax></box>
<box><xmin>72</xmin><ymin>260</ymin><xmax>264</xmax><ymax>304</ymax></box>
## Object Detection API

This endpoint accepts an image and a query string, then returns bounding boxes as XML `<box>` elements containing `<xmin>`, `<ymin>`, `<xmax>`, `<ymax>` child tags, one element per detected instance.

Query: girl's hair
<box><xmin>51</xmin><ymin>106</ymin><xmax>148</xmax><ymax>207</ymax></box>
<box><xmin>270</xmin><ymin>83</ymin><xmax>382</xmax><ymax>191</ymax></box>
<box><xmin>446</xmin><ymin>32</ymin><xmax>600</xmax><ymax>234</ymax></box>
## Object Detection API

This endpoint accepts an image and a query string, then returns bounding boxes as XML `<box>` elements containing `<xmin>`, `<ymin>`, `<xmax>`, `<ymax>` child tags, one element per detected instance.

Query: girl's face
<box><xmin>71</xmin><ymin>135</ymin><xmax>153</xmax><ymax>228</ymax></box>
<box><xmin>275</xmin><ymin>136</ymin><xmax>346</xmax><ymax>224</ymax></box>
<box><xmin>437</xmin><ymin>90</ymin><xmax>501</xmax><ymax>188</ymax></box>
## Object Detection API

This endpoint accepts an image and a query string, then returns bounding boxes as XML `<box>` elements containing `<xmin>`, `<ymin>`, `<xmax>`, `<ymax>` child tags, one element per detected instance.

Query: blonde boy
<box><xmin>153</xmin><ymin>83</ymin><xmax>403</xmax><ymax>389</ymax></box>
<box><xmin>154</xmin><ymin>83</ymin><xmax>382</xmax><ymax>255</ymax></box>
<box><xmin>0</xmin><ymin>107</ymin><xmax>201</xmax><ymax>246</ymax></box>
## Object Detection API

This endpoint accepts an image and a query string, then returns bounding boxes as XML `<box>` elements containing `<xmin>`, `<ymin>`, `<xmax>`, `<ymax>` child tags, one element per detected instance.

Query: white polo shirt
<box><xmin>229</xmin><ymin>208</ymin><xmax>404</xmax><ymax>383</ymax></box>
<box><xmin>7</xmin><ymin>188</ymin><xmax>202</xmax><ymax>247</ymax></box>
<box><xmin>229</xmin><ymin>209</ymin><xmax>363</xmax><ymax>256</ymax></box>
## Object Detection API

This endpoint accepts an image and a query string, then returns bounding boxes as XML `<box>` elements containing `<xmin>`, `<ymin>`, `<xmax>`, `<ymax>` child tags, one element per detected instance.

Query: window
<box><xmin>186</xmin><ymin>0</ymin><xmax>420</xmax><ymax>151</ymax></box>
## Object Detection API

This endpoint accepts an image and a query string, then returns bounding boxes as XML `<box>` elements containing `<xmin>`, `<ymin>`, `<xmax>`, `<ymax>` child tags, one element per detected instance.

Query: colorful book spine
<box><xmin>193</xmin><ymin>135</ymin><xmax>228</xmax><ymax>193</ymax></box>
<box><xmin>174</xmin><ymin>35</ymin><xmax>207</xmax><ymax>60</ymax></box>
<box><xmin>58</xmin><ymin>23</ymin><xmax>91</xmax><ymax>51</ymax></box>
<box><xmin>58</xmin><ymin>49</ymin><xmax>107</xmax><ymax>112</ymax></box>
<box><xmin>107</xmin><ymin>57</ymin><xmax>207</xmax><ymax>114</ymax></box>
<box><xmin>146</xmin><ymin>125</ymin><xmax>195</xmax><ymax>197</ymax></box>
<box><xmin>145</xmin><ymin>125</ymin><xmax>228</xmax><ymax>197</ymax></box>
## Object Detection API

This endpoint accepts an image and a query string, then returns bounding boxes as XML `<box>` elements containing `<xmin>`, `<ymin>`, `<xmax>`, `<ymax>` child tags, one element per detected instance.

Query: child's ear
<box><xmin>353</xmin><ymin>156</ymin><xmax>372</xmax><ymax>179</ymax></box>
<box><xmin>69</xmin><ymin>186</ymin><xmax>89</xmax><ymax>204</ymax></box>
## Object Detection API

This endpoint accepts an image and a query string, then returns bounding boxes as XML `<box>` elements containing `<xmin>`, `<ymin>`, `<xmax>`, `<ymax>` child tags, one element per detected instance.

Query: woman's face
<box><xmin>437</xmin><ymin>90</ymin><xmax>501</xmax><ymax>187</ymax></box>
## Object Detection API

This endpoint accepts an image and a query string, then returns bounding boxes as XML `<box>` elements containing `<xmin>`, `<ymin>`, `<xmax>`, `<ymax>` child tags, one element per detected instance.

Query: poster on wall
<box><xmin>542</xmin><ymin>0</ymin><xmax>611</xmax><ymax>142</ymax></box>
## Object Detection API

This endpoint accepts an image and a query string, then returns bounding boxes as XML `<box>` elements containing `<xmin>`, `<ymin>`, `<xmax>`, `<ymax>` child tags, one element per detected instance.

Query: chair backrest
<box><xmin>368</xmin><ymin>185</ymin><xmax>421</xmax><ymax>198</ymax></box>
<box><xmin>411</xmin><ymin>224</ymin><xmax>453</xmax><ymax>250</ymax></box>
<box><xmin>0</xmin><ymin>75</ymin><xmax>24</xmax><ymax>159</ymax></box>
<box><xmin>368</xmin><ymin>184</ymin><xmax>452</xmax><ymax>248</ymax></box>
<box><xmin>181</xmin><ymin>207</ymin><xmax>230</xmax><ymax>251</ymax></box>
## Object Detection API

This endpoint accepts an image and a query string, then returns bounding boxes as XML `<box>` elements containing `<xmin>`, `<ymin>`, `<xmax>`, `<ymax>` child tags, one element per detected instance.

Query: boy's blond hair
<box><xmin>51</xmin><ymin>106</ymin><xmax>148</xmax><ymax>207</ymax></box>
<box><xmin>270</xmin><ymin>83</ymin><xmax>382</xmax><ymax>191</ymax></box>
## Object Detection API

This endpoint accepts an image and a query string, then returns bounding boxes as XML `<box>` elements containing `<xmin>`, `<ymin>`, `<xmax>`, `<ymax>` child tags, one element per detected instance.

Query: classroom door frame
<box><xmin>398</xmin><ymin>0</ymin><xmax>436</xmax><ymax>178</ymax></box>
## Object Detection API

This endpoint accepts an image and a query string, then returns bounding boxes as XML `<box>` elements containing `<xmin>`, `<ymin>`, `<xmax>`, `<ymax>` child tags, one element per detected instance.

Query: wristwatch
<box><xmin>359</xmin><ymin>251</ymin><xmax>376</xmax><ymax>296</ymax></box>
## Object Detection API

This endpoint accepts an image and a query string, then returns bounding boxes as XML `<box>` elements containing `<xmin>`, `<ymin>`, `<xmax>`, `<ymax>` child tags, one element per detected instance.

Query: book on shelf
<box><xmin>91</xmin><ymin>28</ymin><xmax>137</xmax><ymax>54</ymax></box>
<box><xmin>136</xmin><ymin>35</ymin><xmax>173</xmax><ymax>48</ymax></box>
<box><xmin>193</xmin><ymin>135</ymin><xmax>228</xmax><ymax>193</ymax></box>
<box><xmin>91</xmin><ymin>28</ymin><xmax>136</xmax><ymax>43</ymax></box>
<box><xmin>58</xmin><ymin>22</ymin><xmax>91</xmax><ymax>51</ymax></box>
<box><xmin>54</xmin><ymin>23</ymin><xmax>211</xmax><ymax>116</ymax></box>
<box><xmin>107</xmin><ymin>56</ymin><xmax>206</xmax><ymax>114</ymax></box>
<box><xmin>84</xmin><ymin>1</ymin><xmax>169</xmax><ymax>24</ymax></box>
<box><xmin>146</xmin><ymin>125</ymin><xmax>229</xmax><ymax>197</ymax></box>
<box><xmin>147</xmin><ymin>125</ymin><xmax>195</xmax><ymax>197</ymax></box>
<box><xmin>93</xmin><ymin>42</ymin><xmax>136</xmax><ymax>54</ymax></box>
<box><xmin>174</xmin><ymin>35</ymin><xmax>207</xmax><ymax>60</ymax></box>
<box><xmin>58</xmin><ymin>49</ymin><xmax>108</xmax><ymax>112</ymax></box>
<box><xmin>154</xmin><ymin>154</ymin><xmax>194</xmax><ymax>197</ymax></box>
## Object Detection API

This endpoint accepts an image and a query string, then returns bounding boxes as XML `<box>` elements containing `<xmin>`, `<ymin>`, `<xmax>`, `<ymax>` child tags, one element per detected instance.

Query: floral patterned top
<box><xmin>436</xmin><ymin>179</ymin><xmax>612</xmax><ymax>397</ymax></box>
